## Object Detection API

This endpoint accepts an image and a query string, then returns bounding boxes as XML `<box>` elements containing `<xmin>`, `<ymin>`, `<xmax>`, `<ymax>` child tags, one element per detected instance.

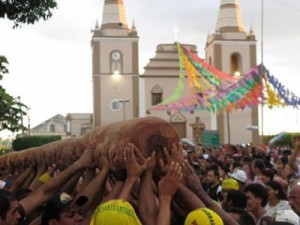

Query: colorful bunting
<box><xmin>148</xmin><ymin>43</ymin><xmax>300</xmax><ymax>114</ymax></box>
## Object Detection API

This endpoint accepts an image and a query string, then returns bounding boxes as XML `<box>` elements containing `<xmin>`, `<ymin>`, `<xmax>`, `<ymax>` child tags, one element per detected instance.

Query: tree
<box><xmin>0</xmin><ymin>55</ymin><xmax>27</xmax><ymax>132</ymax></box>
<box><xmin>0</xmin><ymin>0</ymin><xmax>57</xmax><ymax>28</ymax></box>
<box><xmin>0</xmin><ymin>0</ymin><xmax>57</xmax><ymax>132</ymax></box>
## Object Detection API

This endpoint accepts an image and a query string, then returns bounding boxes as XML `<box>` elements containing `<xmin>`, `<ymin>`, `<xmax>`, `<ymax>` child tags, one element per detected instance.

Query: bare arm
<box><xmin>78</xmin><ymin>147</ymin><xmax>111</xmax><ymax>215</ymax></box>
<box><xmin>8</xmin><ymin>167</ymin><xmax>34</xmax><ymax>192</ymax></box>
<box><xmin>20</xmin><ymin>149</ymin><xmax>94</xmax><ymax>216</ymax></box>
<box><xmin>182</xmin><ymin>161</ymin><xmax>239</xmax><ymax>225</ymax></box>
<box><xmin>137</xmin><ymin>151</ymin><xmax>158</xmax><ymax>225</ymax></box>
<box><xmin>29</xmin><ymin>157</ymin><xmax>47</xmax><ymax>190</ymax></box>
<box><xmin>118</xmin><ymin>144</ymin><xmax>150</xmax><ymax>201</ymax></box>
<box><xmin>174</xmin><ymin>183</ymin><xmax>205</xmax><ymax>212</ymax></box>
<box><xmin>22</xmin><ymin>167</ymin><xmax>37</xmax><ymax>190</ymax></box>
<box><xmin>288</xmin><ymin>137</ymin><xmax>300</xmax><ymax>172</ymax></box>
<box><xmin>157</xmin><ymin>162</ymin><xmax>182</xmax><ymax>225</ymax></box>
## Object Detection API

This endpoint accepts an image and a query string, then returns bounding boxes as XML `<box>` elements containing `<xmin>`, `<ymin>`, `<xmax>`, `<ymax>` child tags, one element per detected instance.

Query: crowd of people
<box><xmin>0</xmin><ymin>135</ymin><xmax>300</xmax><ymax>225</ymax></box>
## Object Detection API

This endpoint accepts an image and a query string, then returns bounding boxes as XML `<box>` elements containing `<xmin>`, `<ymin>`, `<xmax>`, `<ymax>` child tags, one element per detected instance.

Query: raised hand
<box><xmin>109</xmin><ymin>141</ymin><xmax>127</xmax><ymax>172</ymax></box>
<box><xmin>146</xmin><ymin>151</ymin><xmax>157</xmax><ymax>173</ymax></box>
<box><xmin>77</xmin><ymin>149</ymin><xmax>95</xmax><ymax>169</ymax></box>
<box><xmin>99</xmin><ymin>146</ymin><xmax>110</xmax><ymax>170</ymax></box>
<box><xmin>182</xmin><ymin>161</ymin><xmax>202</xmax><ymax>191</ymax></box>
<box><xmin>170</xmin><ymin>143</ymin><xmax>184</xmax><ymax>164</ymax></box>
<box><xmin>158</xmin><ymin>162</ymin><xmax>183</xmax><ymax>198</ymax></box>
<box><xmin>125</xmin><ymin>143</ymin><xmax>150</xmax><ymax>179</ymax></box>
<box><xmin>158</xmin><ymin>147</ymin><xmax>172</xmax><ymax>174</ymax></box>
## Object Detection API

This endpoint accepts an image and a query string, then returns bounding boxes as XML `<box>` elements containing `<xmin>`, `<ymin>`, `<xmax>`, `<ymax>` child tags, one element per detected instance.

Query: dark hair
<box><xmin>0</xmin><ymin>190</ymin><xmax>16</xmax><ymax>220</ymax></box>
<box><xmin>232</xmin><ymin>161</ymin><xmax>241</xmax><ymax>170</ymax></box>
<box><xmin>207</xmin><ymin>167</ymin><xmax>219</xmax><ymax>178</ymax></box>
<box><xmin>242</xmin><ymin>156</ymin><xmax>252</xmax><ymax>163</ymax></box>
<box><xmin>227</xmin><ymin>190</ymin><xmax>247</xmax><ymax>209</ymax></box>
<box><xmin>266</xmin><ymin>180</ymin><xmax>287</xmax><ymax>200</ymax></box>
<box><xmin>229</xmin><ymin>207</ymin><xmax>256</xmax><ymax>225</ymax></box>
<box><xmin>280</xmin><ymin>156</ymin><xmax>288</xmax><ymax>165</ymax></box>
<box><xmin>244</xmin><ymin>183</ymin><xmax>268</xmax><ymax>207</ymax></box>
<box><xmin>253</xmin><ymin>159</ymin><xmax>265</xmax><ymax>171</ymax></box>
<box><xmin>261</xmin><ymin>168</ymin><xmax>275</xmax><ymax>181</ymax></box>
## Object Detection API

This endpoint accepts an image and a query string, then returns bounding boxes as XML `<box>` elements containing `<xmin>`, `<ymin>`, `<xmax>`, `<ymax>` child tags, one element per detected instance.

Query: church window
<box><xmin>151</xmin><ymin>85</ymin><xmax>163</xmax><ymax>106</ymax></box>
<box><xmin>50</xmin><ymin>124</ymin><xmax>55</xmax><ymax>133</ymax></box>
<box><xmin>231</xmin><ymin>53</ymin><xmax>242</xmax><ymax>75</ymax></box>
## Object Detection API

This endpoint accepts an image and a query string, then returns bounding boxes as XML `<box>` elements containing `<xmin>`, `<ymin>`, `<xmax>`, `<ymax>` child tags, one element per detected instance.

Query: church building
<box><xmin>67</xmin><ymin>0</ymin><xmax>260</xmax><ymax>145</ymax></box>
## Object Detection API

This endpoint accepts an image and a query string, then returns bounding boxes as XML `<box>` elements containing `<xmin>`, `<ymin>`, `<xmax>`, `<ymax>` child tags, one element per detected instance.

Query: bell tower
<box><xmin>92</xmin><ymin>0</ymin><xmax>139</xmax><ymax>127</ymax></box>
<box><xmin>205</xmin><ymin>0</ymin><xmax>259</xmax><ymax>144</ymax></box>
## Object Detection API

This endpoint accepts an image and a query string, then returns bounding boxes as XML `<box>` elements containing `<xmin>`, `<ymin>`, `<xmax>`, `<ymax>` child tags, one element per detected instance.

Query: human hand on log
<box><xmin>159</xmin><ymin>143</ymin><xmax>184</xmax><ymax>175</ymax></box>
<box><xmin>76</xmin><ymin>148</ymin><xmax>95</xmax><ymax>169</ymax></box>
<box><xmin>98</xmin><ymin>146</ymin><xmax>110</xmax><ymax>170</ymax></box>
<box><xmin>158</xmin><ymin>162</ymin><xmax>183</xmax><ymax>198</ymax></box>
<box><xmin>146</xmin><ymin>151</ymin><xmax>157</xmax><ymax>174</ymax></box>
<box><xmin>181</xmin><ymin>160</ymin><xmax>202</xmax><ymax>192</ymax></box>
<box><xmin>124</xmin><ymin>143</ymin><xmax>151</xmax><ymax>180</ymax></box>
<box><xmin>109</xmin><ymin>141</ymin><xmax>127</xmax><ymax>173</ymax></box>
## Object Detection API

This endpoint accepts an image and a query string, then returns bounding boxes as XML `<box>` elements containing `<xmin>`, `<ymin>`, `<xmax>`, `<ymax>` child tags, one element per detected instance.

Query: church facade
<box><xmin>68</xmin><ymin>0</ymin><xmax>260</xmax><ymax>145</ymax></box>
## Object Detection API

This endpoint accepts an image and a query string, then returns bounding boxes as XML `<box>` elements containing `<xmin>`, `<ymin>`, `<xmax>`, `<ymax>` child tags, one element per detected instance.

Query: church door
<box><xmin>170</xmin><ymin>113</ymin><xmax>187</xmax><ymax>139</ymax></box>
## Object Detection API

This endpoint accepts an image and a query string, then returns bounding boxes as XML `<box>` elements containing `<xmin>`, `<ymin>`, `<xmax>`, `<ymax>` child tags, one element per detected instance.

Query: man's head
<box><xmin>251</xmin><ymin>159</ymin><xmax>265</xmax><ymax>175</ymax></box>
<box><xmin>288</xmin><ymin>185</ymin><xmax>300</xmax><ymax>216</ymax></box>
<box><xmin>221</xmin><ymin>190</ymin><xmax>247</xmax><ymax>211</ymax></box>
<box><xmin>244</xmin><ymin>183</ymin><xmax>268</xmax><ymax>213</ymax></box>
<box><xmin>0</xmin><ymin>190</ymin><xmax>21</xmax><ymax>225</ymax></box>
<box><xmin>206</xmin><ymin>168</ymin><xmax>219</xmax><ymax>186</ymax></box>
<box><xmin>41</xmin><ymin>192</ymin><xmax>87</xmax><ymax>225</ymax></box>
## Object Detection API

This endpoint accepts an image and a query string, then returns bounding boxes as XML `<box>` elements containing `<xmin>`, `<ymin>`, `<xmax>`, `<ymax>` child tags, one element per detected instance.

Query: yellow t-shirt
<box><xmin>90</xmin><ymin>199</ymin><xmax>142</xmax><ymax>225</ymax></box>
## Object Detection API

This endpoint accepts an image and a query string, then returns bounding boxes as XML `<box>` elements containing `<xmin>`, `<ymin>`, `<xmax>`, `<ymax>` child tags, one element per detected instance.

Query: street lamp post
<box><xmin>17</xmin><ymin>96</ymin><xmax>24</xmax><ymax>135</ymax></box>
<box><xmin>226</xmin><ymin>111</ymin><xmax>231</xmax><ymax>144</ymax></box>
<box><xmin>119</xmin><ymin>98</ymin><xmax>130</xmax><ymax>120</ymax></box>
<box><xmin>28</xmin><ymin>115</ymin><xmax>30</xmax><ymax>136</ymax></box>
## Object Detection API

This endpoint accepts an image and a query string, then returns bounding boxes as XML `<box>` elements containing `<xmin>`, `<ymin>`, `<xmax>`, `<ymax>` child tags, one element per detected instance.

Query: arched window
<box><xmin>50</xmin><ymin>124</ymin><xmax>55</xmax><ymax>133</ymax></box>
<box><xmin>231</xmin><ymin>53</ymin><xmax>242</xmax><ymax>76</ymax></box>
<box><xmin>151</xmin><ymin>85</ymin><xmax>163</xmax><ymax>106</ymax></box>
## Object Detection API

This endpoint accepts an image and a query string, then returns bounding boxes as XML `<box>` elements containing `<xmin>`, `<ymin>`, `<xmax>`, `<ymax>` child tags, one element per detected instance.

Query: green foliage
<box><xmin>0</xmin><ymin>0</ymin><xmax>57</xmax><ymax>28</ymax></box>
<box><xmin>262</xmin><ymin>133</ymin><xmax>300</xmax><ymax>148</ymax></box>
<box><xmin>12</xmin><ymin>135</ymin><xmax>61</xmax><ymax>151</ymax></box>
<box><xmin>0</xmin><ymin>0</ymin><xmax>57</xmax><ymax>132</ymax></box>
<box><xmin>0</xmin><ymin>55</ymin><xmax>28</xmax><ymax>132</ymax></box>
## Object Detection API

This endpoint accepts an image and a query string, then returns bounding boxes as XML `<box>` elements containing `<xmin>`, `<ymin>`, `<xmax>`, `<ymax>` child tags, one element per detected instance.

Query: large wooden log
<box><xmin>0</xmin><ymin>117</ymin><xmax>179</xmax><ymax>171</ymax></box>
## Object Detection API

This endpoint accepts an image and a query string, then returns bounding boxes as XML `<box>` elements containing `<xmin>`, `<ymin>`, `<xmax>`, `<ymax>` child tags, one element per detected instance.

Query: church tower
<box><xmin>205</xmin><ymin>0</ymin><xmax>259</xmax><ymax>144</ymax></box>
<box><xmin>91</xmin><ymin>0</ymin><xmax>139</xmax><ymax>128</ymax></box>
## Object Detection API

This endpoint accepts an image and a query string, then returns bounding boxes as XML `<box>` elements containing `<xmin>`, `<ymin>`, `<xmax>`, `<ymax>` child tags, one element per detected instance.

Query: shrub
<box><xmin>12</xmin><ymin>135</ymin><xmax>61</xmax><ymax>151</ymax></box>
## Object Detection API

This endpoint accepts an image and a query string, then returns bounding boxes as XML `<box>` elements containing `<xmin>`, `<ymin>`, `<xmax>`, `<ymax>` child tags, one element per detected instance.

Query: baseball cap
<box><xmin>228</xmin><ymin>169</ymin><xmax>247</xmax><ymax>183</ymax></box>
<box><xmin>184</xmin><ymin>208</ymin><xmax>224</xmax><ymax>225</ymax></box>
<box><xmin>42</xmin><ymin>192</ymin><xmax>88</xmax><ymax>225</ymax></box>
<box><xmin>272</xmin><ymin>210</ymin><xmax>299</xmax><ymax>225</ymax></box>
<box><xmin>221</xmin><ymin>178</ymin><xmax>239</xmax><ymax>190</ymax></box>
<box><xmin>90</xmin><ymin>199</ymin><xmax>142</xmax><ymax>225</ymax></box>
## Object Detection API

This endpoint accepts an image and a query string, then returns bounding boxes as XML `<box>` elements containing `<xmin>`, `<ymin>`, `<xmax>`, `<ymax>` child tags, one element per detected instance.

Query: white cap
<box><xmin>228</xmin><ymin>169</ymin><xmax>247</xmax><ymax>183</ymax></box>
<box><xmin>0</xmin><ymin>180</ymin><xmax>6</xmax><ymax>189</ymax></box>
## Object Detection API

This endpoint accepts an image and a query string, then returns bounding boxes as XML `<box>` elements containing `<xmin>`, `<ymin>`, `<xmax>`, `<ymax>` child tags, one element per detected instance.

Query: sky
<box><xmin>0</xmin><ymin>0</ymin><xmax>300</xmax><ymax>138</ymax></box>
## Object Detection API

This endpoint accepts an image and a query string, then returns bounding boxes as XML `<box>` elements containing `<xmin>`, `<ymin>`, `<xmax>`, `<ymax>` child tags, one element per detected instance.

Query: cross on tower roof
<box><xmin>171</xmin><ymin>25</ymin><xmax>181</xmax><ymax>41</ymax></box>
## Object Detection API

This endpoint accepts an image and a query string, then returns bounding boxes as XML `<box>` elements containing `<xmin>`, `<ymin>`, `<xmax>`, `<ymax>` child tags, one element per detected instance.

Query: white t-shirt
<box><xmin>265</xmin><ymin>200</ymin><xmax>291</xmax><ymax>215</ymax></box>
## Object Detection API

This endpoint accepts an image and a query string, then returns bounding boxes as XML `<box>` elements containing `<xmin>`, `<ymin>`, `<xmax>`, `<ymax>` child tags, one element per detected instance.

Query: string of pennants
<box><xmin>148</xmin><ymin>42</ymin><xmax>300</xmax><ymax>114</ymax></box>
